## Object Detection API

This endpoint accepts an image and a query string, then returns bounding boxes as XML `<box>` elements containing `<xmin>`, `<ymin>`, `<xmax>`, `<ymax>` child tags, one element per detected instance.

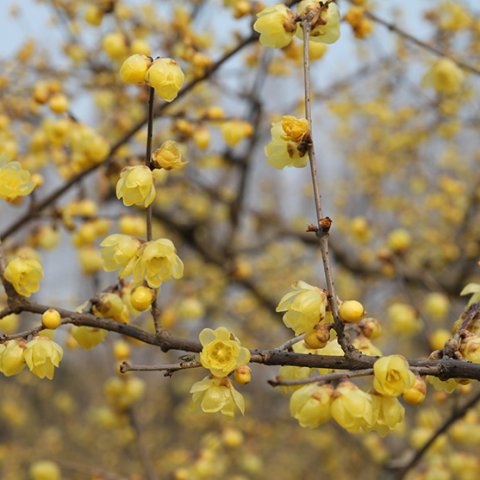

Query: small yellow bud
<box><xmin>423</xmin><ymin>58</ymin><xmax>465</xmax><ymax>95</ymax></box>
<box><xmin>388</xmin><ymin>228</ymin><xmax>412</xmax><ymax>252</ymax></box>
<box><xmin>113</xmin><ymin>340</ymin><xmax>131</xmax><ymax>361</ymax></box>
<box><xmin>29</xmin><ymin>460</ymin><xmax>61</xmax><ymax>480</ymax></box>
<box><xmin>102</xmin><ymin>32</ymin><xmax>128</xmax><ymax>60</ymax></box>
<box><xmin>222</xmin><ymin>428</ymin><xmax>244</xmax><ymax>448</ymax></box>
<box><xmin>339</xmin><ymin>300</ymin><xmax>364</xmax><ymax>323</ymax></box>
<box><xmin>403</xmin><ymin>376</ymin><xmax>427</xmax><ymax>405</ymax></box>
<box><xmin>234</xmin><ymin>365</ymin><xmax>252</xmax><ymax>385</ymax></box>
<box><xmin>120</xmin><ymin>54</ymin><xmax>152</xmax><ymax>84</ymax></box>
<box><xmin>423</xmin><ymin>293</ymin><xmax>449</xmax><ymax>321</ymax></box>
<box><xmin>193</xmin><ymin>127</ymin><xmax>211</xmax><ymax>150</ymax></box>
<box><xmin>220</xmin><ymin>121</ymin><xmax>254</xmax><ymax>147</ymax></box>
<box><xmin>145</xmin><ymin>58</ymin><xmax>184</xmax><ymax>102</ymax></box>
<box><xmin>429</xmin><ymin>329</ymin><xmax>451</xmax><ymax>351</ymax></box>
<box><xmin>304</xmin><ymin>324</ymin><xmax>330</xmax><ymax>349</ymax></box>
<box><xmin>42</xmin><ymin>309</ymin><xmax>62</xmax><ymax>330</ymax></box>
<box><xmin>130</xmin><ymin>39</ymin><xmax>151</xmax><ymax>56</ymax></box>
<box><xmin>360</xmin><ymin>317</ymin><xmax>382</xmax><ymax>339</ymax></box>
<box><xmin>130</xmin><ymin>286</ymin><xmax>154</xmax><ymax>312</ymax></box>
<box><xmin>48</xmin><ymin>93</ymin><xmax>69</xmax><ymax>114</ymax></box>
<box><xmin>85</xmin><ymin>5</ymin><xmax>103</xmax><ymax>26</ymax></box>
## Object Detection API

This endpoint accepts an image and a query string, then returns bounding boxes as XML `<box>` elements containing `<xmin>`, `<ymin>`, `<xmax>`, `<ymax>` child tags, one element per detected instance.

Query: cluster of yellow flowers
<box><xmin>253</xmin><ymin>1</ymin><xmax>341</xmax><ymax>49</ymax></box>
<box><xmin>120</xmin><ymin>54</ymin><xmax>184</xmax><ymax>102</ymax></box>
<box><xmin>290</xmin><ymin>355</ymin><xmax>421</xmax><ymax>434</ymax></box>
<box><xmin>0</xmin><ymin>337</ymin><xmax>63</xmax><ymax>380</ymax></box>
<box><xmin>190</xmin><ymin>327</ymin><xmax>251</xmax><ymax>416</ymax></box>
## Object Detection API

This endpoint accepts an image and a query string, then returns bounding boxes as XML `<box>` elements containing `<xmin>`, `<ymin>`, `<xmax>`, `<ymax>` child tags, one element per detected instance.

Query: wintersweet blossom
<box><xmin>0</xmin><ymin>340</ymin><xmax>26</xmax><ymax>376</ymax></box>
<box><xmin>371</xmin><ymin>394</ymin><xmax>405</xmax><ymax>436</ymax></box>
<box><xmin>331</xmin><ymin>381</ymin><xmax>373</xmax><ymax>433</ymax></box>
<box><xmin>151</xmin><ymin>140</ymin><xmax>187</xmax><ymax>170</ymax></box>
<box><xmin>4</xmin><ymin>257</ymin><xmax>43</xmax><ymax>297</ymax></box>
<box><xmin>190</xmin><ymin>376</ymin><xmax>245</xmax><ymax>416</ymax></box>
<box><xmin>116</xmin><ymin>165</ymin><xmax>156</xmax><ymax>208</ymax></box>
<box><xmin>24</xmin><ymin>337</ymin><xmax>63</xmax><ymax>380</ymax></box>
<box><xmin>129</xmin><ymin>239</ymin><xmax>184</xmax><ymax>288</ymax></box>
<box><xmin>120</xmin><ymin>54</ymin><xmax>151</xmax><ymax>84</ymax></box>
<box><xmin>199</xmin><ymin>327</ymin><xmax>250</xmax><ymax>378</ymax></box>
<box><xmin>145</xmin><ymin>58</ymin><xmax>184</xmax><ymax>102</ymax></box>
<box><xmin>276</xmin><ymin>281</ymin><xmax>327</xmax><ymax>335</ymax></box>
<box><xmin>373</xmin><ymin>355</ymin><xmax>415</xmax><ymax>397</ymax></box>
<box><xmin>290</xmin><ymin>383</ymin><xmax>333</xmax><ymax>428</ymax></box>
<box><xmin>253</xmin><ymin>5</ymin><xmax>296</xmax><ymax>48</ymax></box>
<box><xmin>100</xmin><ymin>234</ymin><xmax>141</xmax><ymax>275</ymax></box>
<box><xmin>0</xmin><ymin>158</ymin><xmax>35</xmax><ymax>201</ymax></box>
<box><xmin>296</xmin><ymin>0</ymin><xmax>341</xmax><ymax>44</ymax></box>
<box><xmin>265</xmin><ymin>116</ymin><xmax>310</xmax><ymax>169</ymax></box>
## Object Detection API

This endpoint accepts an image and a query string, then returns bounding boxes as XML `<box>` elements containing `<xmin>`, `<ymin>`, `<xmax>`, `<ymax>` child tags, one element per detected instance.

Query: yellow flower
<box><xmin>0</xmin><ymin>158</ymin><xmax>35</xmax><ymax>201</ymax></box>
<box><xmin>423</xmin><ymin>58</ymin><xmax>465</xmax><ymax>95</ymax></box>
<box><xmin>71</xmin><ymin>325</ymin><xmax>108</xmax><ymax>349</ymax></box>
<box><xmin>253</xmin><ymin>4</ymin><xmax>296</xmax><ymax>48</ymax></box>
<box><xmin>199</xmin><ymin>327</ymin><xmax>250</xmax><ymax>378</ymax></box>
<box><xmin>120</xmin><ymin>54</ymin><xmax>151</xmax><ymax>84</ymax></box>
<box><xmin>388</xmin><ymin>302</ymin><xmax>422</xmax><ymax>335</ymax></box>
<box><xmin>339</xmin><ymin>300</ymin><xmax>364</xmax><ymax>323</ymax></box>
<box><xmin>265</xmin><ymin>116</ymin><xmax>310</xmax><ymax>169</ymax></box>
<box><xmin>276</xmin><ymin>281</ymin><xmax>327</xmax><ymax>335</ymax></box>
<box><xmin>29</xmin><ymin>460</ymin><xmax>61</xmax><ymax>480</ymax></box>
<box><xmin>460</xmin><ymin>335</ymin><xmax>480</xmax><ymax>363</ymax></box>
<box><xmin>403</xmin><ymin>376</ymin><xmax>427</xmax><ymax>405</ymax></box>
<box><xmin>116</xmin><ymin>165</ymin><xmax>156</xmax><ymax>208</ymax></box>
<box><xmin>331</xmin><ymin>381</ymin><xmax>373</xmax><ymax>433</ymax></box>
<box><xmin>130</xmin><ymin>238</ymin><xmax>184</xmax><ymax>288</ymax></box>
<box><xmin>371</xmin><ymin>394</ymin><xmax>405</xmax><ymax>436</ymax></box>
<box><xmin>190</xmin><ymin>376</ymin><xmax>245</xmax><ymax>416</ymax></box>
<box><xmin>0</xmin><ymin>340</ymin><xmax>26</xmax><ymax>376</ymax></box>
<box><xmin>100</xmin><ymin>234</ymin><xmax>141</xmax><ymax>275</ymax></box>
<box><xmin>289</xmin><ymin>383</ymin><xmax>333</xmax><ymax>428</ymax></box>
<box><xmin>145</xmin><ymin>58</ymin><xmax>184</xmax><ymax>102</ymax></box>
<box><xmin>24</xmin><ymin>337</ymin><xmax>63</xmax><ymax>380</ymax></box>
<box><xmin>220</xmin><ymin>120</ymin><xmax>254</xmax><ymax>147</ymax></box>
<box><xmin>373</xmin><ymin>355</ymin><xmax>415</xmax><ymax>397</ymax></box>
<box><xmin>296</xmin><ymin>1</ymin><xmax>341</xmax><ymax>44</ymax></box>
<box><xmin>151</xmin><ymin>140</ymin><xmax>188</xmax><ymax>170</ymax></box>
<box><xmin>4</xmin><ymin>257</ymin><xmax>43</xmax><ymax>297</ymax></box>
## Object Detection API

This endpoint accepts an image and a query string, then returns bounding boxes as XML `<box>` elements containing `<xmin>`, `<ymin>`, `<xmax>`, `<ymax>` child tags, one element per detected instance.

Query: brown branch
<box><xmin>269</xmin><ymin>368</ymin><xmax>374</xmax><ymax>387</ymax></box>
<box><xmin>120</xmin><ymin>359</ymin><xmax>201</xmax><ymax>375</ymax></box>
<box><xmin>356</xmin><ymin>5</ymin><xmax>480</xmax><ymax>76</ymax></box>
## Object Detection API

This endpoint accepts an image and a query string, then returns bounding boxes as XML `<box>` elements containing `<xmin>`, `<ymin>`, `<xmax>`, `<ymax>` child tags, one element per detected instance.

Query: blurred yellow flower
<box><xmin>220</xmin><ymin>120</ymin><xmax>253</xmax><ymax>147</ymax></box>
<box><xmin>29</xmin><ymin>460</ymin><xmax>61</xmax><ymax>480</ymax></box>
<box><xmin>4</xmin><ymin>257</ymin><xmax>43</xmax><ymax>297</ymax></box>
<box><xmin>199</xmin><ymin>326</ymin><xmax>250</xmax><ymax>378</ymax></box>
<box><xmin>0</xmin><ymin>158</ymin><xmax>35</xmax><ymax>201</ymax></box>
<box><xmin>190</xmin><ymin>376</ymin><xmax>245</xmax><ymax>416</ymax></box>
<box><xmin>371</xmin><ymin>394</ymin><xmax>405</xmax><ymax>436</ymax></box>
<box><xmin>71</xmin><ymin>325</ymin><xmax>108</xmax><ymax>349</ymax></box>
<box><xmin>423</xmin><ymin>58</ymin><xmax>464</xmax><ymax>95</ymax></box>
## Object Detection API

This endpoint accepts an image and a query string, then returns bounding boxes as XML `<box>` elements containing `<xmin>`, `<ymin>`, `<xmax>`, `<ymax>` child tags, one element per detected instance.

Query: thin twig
<box><xmin>275</xmin><ymin>334</ymin><xmax>305</xmax><ymax>351</ymax></box>
<box><xmin>269</xmin><ymin>368</ymin><xmax>374</xmax><ymax>387</ymax></box>
<box><xmin>301</xmin><ymin>19</ymin><xmax>350</xmax><ymax>355</ymax></box>
<box><xmin>120</xmin><ymin>359</ymin><xmax>201</xmax><ymax>375</ymax></box>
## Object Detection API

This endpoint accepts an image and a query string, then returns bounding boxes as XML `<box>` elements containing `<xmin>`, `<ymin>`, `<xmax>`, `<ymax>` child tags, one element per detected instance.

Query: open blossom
<box><xmin>199</xmin><ymin>327</ymin><xmax>250</xmax><ymax>378</ymax></box>
<box><xmin>190</xmin><ymin>376</ymin><xmax>245</xmax><ymax>416</ymax></box>
<box><xmin>290</xmin><ymin>383</ymin><xmax>333</xmax><ymax>428</ymax></box>
<box><xmin>373</xmin><ymin>355</ymin><xmax>415</xmax><ymax>397</ymax></box>
<box><xmin>0</xmin><ymin>158</ymin><xmax>35</xmax><ymax>201</ymax></box>
<box><xmin>253</xmin><ymin>4</ymin><xmax>297</xmax><ymax>48</ymax></box>
<box><xmin>100</xmin><ymin>234</ymin><xmax>141</xmax><ymax>275</ymax></box>
<box><xmin>4</xmin><ymin>257</ymin><xmax>43</xmax><ymax>297</ymax></box>
<box><xmin>296</xmin><ymin>0</ymin><xmax>341</xmax><ymax>44</ymax></box>
<box><xmin>0</xmin><ymin>340</ymin><xmax>26</xmax><ymax>376</ymax></box>
<box><xmin>145</xmin><ymin>58</ymin><xmax>184</xmax><ymax>102</ymax></box>
<box><xmin>116</xmin><ymin>165</ymin><xmax>156</xmax><ymax>208</ymax></box>
<box><xmin>276</xmin><ymin>281</ymin><xmax>327</xmax><ymax>335</ymax></box>
<box><xmin>265</xmin><ymin>116</ymin><xmax>310</xmax><ymax>169</ymax></box>
<box><xmin>24</xmin><ymin>337</ymin><xmax>63</xmax><ymax>380</ymax></box>
<box><xmin>129</xmin><ymin>238</ymin><xmax>184</xmax><ymax>288</ymax></box>
<box><xmin>331</xmin><ymin>381</ymin><xmax>373</xmax><ymax>433</ymax></box>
